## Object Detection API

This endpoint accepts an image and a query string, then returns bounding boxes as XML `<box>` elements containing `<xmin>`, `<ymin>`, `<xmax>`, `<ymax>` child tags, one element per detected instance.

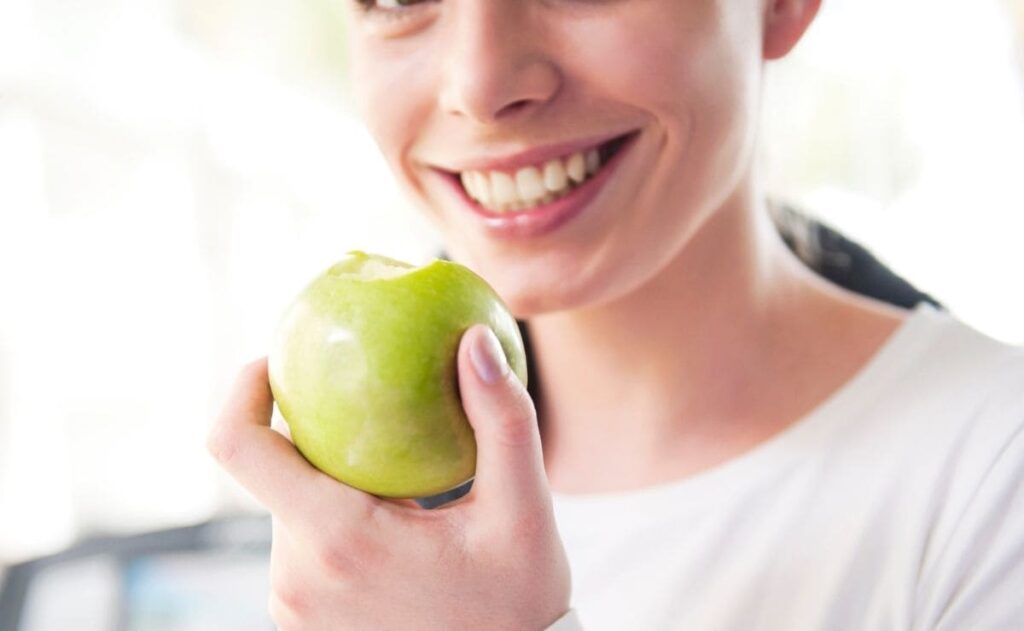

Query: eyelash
<box><xmin>353</xmin><ymin>0</ymin><xmax>435</xmax><ymax>15</ymax></box>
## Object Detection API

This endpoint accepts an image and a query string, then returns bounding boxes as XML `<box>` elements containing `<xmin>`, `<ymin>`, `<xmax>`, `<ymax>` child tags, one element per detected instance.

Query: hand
<box><xmin>207</xmin><ymin>325</ymin><xmax>572</xmax><ymax>631</ymax></box>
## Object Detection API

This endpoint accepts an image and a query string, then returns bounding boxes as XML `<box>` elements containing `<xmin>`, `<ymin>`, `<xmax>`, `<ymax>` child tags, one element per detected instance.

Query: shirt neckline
<box><xmin>551</xmin><ymin>302</ymin><xmax>945</xmax><ymax>513</ymax></box>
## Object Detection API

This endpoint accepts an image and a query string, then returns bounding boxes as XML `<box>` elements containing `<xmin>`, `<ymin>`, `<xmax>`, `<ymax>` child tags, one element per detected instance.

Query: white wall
<box><xmin>0</xmin><ymin>0</ymin><xmax>440</xmax><ymax>562</ymax></box>
<box><xmin>763</xmin><ymin>0</ymin><xmax>1024</xmax><ymax>344</ymax></box>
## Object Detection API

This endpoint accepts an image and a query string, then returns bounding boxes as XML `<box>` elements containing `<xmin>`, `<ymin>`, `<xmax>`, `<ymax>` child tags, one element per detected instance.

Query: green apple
<box><xmin>268</xmin><ymin>251</ymin><xmax>527</xmax><ymax>499</ymax></box>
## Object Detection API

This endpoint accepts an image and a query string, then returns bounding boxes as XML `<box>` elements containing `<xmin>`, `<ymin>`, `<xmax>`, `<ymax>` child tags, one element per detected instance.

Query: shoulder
<box><xmin>888</xmin><ymin>306</ymin><xmax>1024</xmax><ymax>480</ymax></box>
<box><xmin>847</xmin><ymin>306</ymin><xmax>1024</xmax><ymax>547</ymax></box>
<box><xmin>902</xmin><ymin>304</ymin><xmax>1023</xmax><ymax>381</ymax></box>
<box><xmin>906</xmin><ymin>316</ymin><xmax>1024</xmax><ymax>626</ymax></box>
<box><xmin>879</xmin><ymin>305</ymin><xmax>1024</xmax><ymax>433</ymax></box>
<box><xmin>876</xmin><ymin>308</ymin><xmax>1024</xmax><ymax>626</ymax></box>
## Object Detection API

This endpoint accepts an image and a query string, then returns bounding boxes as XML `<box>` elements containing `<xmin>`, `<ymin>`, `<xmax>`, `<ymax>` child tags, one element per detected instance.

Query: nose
<box><xmin>437</xmin><ymin>2</ymin><xmax>562</xmax><ymax>125</ymax></box>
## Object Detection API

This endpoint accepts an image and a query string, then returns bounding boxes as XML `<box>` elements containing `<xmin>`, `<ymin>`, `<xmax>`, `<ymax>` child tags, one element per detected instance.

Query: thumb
<box><xmin>458</xmin><ymin>324</ymin><xmax>548</xmax><ymax>513</ymax></box>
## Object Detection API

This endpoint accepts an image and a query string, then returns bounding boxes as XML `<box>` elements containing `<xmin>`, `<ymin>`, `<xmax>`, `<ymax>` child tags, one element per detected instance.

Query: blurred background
<box><xmin>1</xmin><ymin>0</ymin><xmax>1023</xmax><ymax>627</ymax></box>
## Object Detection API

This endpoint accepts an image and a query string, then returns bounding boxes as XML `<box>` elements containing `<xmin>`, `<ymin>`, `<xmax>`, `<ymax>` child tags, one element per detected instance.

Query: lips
<box><xmin>433</xmin><ymin>131</ymin><xmax>639</xmax><ymax>239</ymax></box>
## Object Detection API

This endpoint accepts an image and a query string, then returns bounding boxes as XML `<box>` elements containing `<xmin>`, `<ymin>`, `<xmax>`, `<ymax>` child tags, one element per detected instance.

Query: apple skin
<box><xmin>268</xmin><ymin>251</ymin><xmax>527</xmax><ymax>499</ymax></box>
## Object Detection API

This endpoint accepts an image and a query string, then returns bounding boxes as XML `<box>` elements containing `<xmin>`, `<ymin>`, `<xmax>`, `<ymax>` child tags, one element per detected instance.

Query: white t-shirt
<box><xmin>549</xmin><ymin>304</ymin><xmax>1024</xmax><ymax>631</ymax></box>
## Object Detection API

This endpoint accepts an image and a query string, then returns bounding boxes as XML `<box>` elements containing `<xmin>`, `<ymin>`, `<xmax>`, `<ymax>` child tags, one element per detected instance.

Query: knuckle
<box><xmin>494</xmin><ymin>390</ymin><xmax>539</xmax><ymax>447</ymax></box>
<box><xmin>268</xmin><ymin>593</ymin><xmax>300</xmax><ymax>628</ymax></box>
<box><xmin>205</xmin><ymin>424</ymin><xmax>237</xmax><ymax>465</ymax></box>
<box><xmin>508</xmin><ymin>373</ymin><xmax>536</xmax><ymax>413</ymax></box>
<box><xmin>269</xmin><ymin>583</ymin><xmax>307</xmax><ymax>620</ymax></box>
<box><xmin>268</xmin><ymin>543</ymin><xmax>308</xmax><ymax>620</ymax></box>
<box><xmin>269</xmin><ymin>573</ymin><xmax>305</xmax><ymax>616</ymax></box>
<box><xmin>278</xmin><ymin>587</ymin><xmax>308</xmax><ymax>615</ymax></box>
<box><xmin>315</xmin><ymin>534</ymin><xmax>364</xmax><ymax>582</ymax></box>
<box><xmin>313</xmin><ymin>515</ymin><xmax>387</xmax><ymax>584</ymax></box>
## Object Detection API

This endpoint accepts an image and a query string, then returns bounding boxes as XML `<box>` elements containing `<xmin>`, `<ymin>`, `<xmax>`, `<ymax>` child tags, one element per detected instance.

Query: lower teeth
<box><xmin>490</xmin><ymin>185</ymin><xmax>575</xmax><ymax>212</ymax></box>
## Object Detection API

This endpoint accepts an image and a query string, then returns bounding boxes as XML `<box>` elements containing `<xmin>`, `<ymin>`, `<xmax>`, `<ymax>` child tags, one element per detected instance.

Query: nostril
<box><xmin>497</xmin><ymin>98</ymin><xmax>534</xmax><ymax>118</ymax></box>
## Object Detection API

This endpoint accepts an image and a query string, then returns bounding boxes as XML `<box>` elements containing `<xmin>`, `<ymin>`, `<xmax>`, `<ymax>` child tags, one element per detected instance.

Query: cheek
<box><xmin>556</xmin><ymin>6</ymin><xmax>756</xmax><ymax>180</ymax></box>
<box><xmin>349</xmin><ymin>39</ymin><xmax>437</xmax><ymax>182</ymax></box>
<box><xmin>555</xmin><ymin>3</ymin><xmax>727</xmax><ymax>109</ymax></box>
<box><xmin>593</xmin><ymin>13</ymin><xmax>756</xmax><ymax>198</ymax></box>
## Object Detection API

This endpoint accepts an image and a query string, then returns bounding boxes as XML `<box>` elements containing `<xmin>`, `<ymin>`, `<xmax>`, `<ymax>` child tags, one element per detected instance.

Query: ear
<box><xmin>762</xmin><ymin>0</ymin><xmax>822</xmax><ymax>60</ymax></box>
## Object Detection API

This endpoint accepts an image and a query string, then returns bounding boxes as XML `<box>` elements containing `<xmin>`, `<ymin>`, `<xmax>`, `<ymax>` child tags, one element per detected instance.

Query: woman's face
<box><xmin>345</xmin><ymin>0</ymin><xmax>767</xmax><ymax>316</ymax></box>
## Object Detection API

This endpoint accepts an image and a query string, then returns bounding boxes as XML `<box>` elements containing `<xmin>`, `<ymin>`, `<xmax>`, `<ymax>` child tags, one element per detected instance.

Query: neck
<box><xmin>527</xmin><ymin>189</ymin><xmax>903</xmax><ymax>493</ymax></box>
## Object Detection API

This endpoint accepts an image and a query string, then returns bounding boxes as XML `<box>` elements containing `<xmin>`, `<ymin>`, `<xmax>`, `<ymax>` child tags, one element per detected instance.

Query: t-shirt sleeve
<box><xmin>913</xmin><ymin>419</ymin><xmax>1024</xmax><ymax>630</ymax></box>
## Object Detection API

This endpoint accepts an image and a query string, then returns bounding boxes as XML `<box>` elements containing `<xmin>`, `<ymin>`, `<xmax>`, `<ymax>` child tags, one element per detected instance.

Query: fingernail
<box><xmin>470</xmin><ymin>327</ymin><xmax>509</xmax><ymax>385</ymax></box>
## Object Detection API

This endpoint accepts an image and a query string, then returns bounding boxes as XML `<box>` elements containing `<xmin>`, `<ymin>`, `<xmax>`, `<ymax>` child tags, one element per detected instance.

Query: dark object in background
<box><xmin>769</xmin><ymin>203</ymin><xmax>940</xmax><ymax>310</ymax></box>
<box><xmin>1</xmin><ymin>207</ymin><xmax>942</xmax><ymax>628</ymax></box>
<box><xmin>0</xmin><ymin>516</ymin><xmax>274</xmax><ymax>631</ymax></box>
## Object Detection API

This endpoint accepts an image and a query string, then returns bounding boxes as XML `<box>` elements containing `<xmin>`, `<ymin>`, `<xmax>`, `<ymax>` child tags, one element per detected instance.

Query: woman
<box><xmin>208</xmin><ymin>1</ymin><xmax>1024</xmax><ymax>629</ymax></box>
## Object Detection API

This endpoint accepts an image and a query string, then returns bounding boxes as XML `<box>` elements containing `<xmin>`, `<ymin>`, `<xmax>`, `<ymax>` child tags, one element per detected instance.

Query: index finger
<box><xmin>207</xmin><ymin>358</ymin><xmax>381</xmax><ymax>527</ymax></box>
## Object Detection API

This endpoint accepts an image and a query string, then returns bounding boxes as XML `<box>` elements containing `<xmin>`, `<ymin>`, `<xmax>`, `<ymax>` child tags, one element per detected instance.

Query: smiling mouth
<box><xmin>453</xmin><ymin>132</ymin><xmax>636</xmax><ymax>213</ymax></box>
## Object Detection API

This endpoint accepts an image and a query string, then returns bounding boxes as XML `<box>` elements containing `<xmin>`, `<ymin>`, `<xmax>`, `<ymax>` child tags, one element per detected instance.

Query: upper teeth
<box><xmin>460</xmin><ymin>148</ymin><xmax>602</xmax><ymax>212</ymax></box>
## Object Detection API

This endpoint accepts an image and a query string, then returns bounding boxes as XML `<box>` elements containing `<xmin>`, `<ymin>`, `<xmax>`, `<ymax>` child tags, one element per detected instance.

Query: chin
<box><xmin>500</xmin><ymin>284</ymin><xmax>576</xmax><ymax>319</ymax></box>
<box><xmin>466</xmin><ymin>256</ymin><xmax>624</xmax><ymax>320</ymax></box>
<box><xmin>439</xmin><ymin>217</ymin><xmax>659</xmax><ymax>319</ymax></box>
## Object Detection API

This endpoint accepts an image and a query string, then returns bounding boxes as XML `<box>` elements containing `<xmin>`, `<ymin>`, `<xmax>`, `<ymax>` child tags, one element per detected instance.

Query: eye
<box><xmin>349</xmin><ymin>0</ymin><xmax>439</xmax><ymax>36</ymax></box>
<box><xmin>354</xmin><ymin>0</ymin><xmax>435</xmax><ymax>13</ymax></box>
